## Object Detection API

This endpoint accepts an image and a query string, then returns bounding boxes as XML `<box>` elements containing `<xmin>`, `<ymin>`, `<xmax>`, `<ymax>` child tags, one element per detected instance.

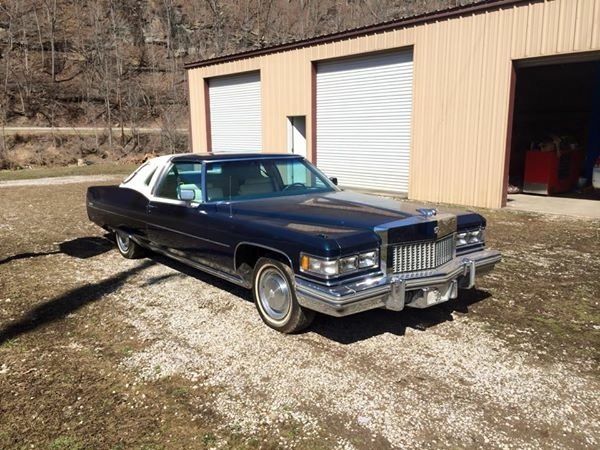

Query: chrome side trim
<box><xmin>233</xmin><ymin>241</ymin><xmax>294</xmax><ymax>270</ymax></box>
<box><xmin>149</xmin><ymin>222</ymin><xmax>230</xmax><ymax>248</ymax></box>
<box><xmin>141</xmin><ymin>241</ymin><xmax>251</xmax><ymax>289</ymax></box>
<box><xmin>88</xmin><ymin>203</ymin><xmax>137</xmax><ymax>221</ymax></box>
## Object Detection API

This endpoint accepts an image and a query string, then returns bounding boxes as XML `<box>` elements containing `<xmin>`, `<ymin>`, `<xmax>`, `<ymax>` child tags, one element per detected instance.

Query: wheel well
<box><xmin>235</xmin><ymin>244</ymin><xmax>292</xmax><ymax>273</ymax></box>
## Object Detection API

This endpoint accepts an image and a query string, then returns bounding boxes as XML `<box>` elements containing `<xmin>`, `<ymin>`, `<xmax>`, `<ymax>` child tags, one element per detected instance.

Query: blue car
<box><xmin>87</xmin><ymin>153</ymin><xmax>501</xmax><ymax>333</ymax></box>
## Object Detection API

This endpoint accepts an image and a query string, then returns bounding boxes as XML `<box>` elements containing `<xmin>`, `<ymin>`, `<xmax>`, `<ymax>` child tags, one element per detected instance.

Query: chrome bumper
<box><xmin>295</xmin><ymin>249</ymin><xmax>501</xmax><ymax>317</ymax></box>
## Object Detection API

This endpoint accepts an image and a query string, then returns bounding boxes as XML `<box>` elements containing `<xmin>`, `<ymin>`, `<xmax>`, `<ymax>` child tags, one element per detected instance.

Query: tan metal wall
<box><xmin>188</xmin><ymin>0</ymin><xmax>600</xmax><ymax>208</ymax></box>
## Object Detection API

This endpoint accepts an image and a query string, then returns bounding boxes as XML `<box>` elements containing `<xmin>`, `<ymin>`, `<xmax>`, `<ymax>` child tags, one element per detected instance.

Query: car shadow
<box><xmin>0</xmin><ymin>260</ymin><xmax>154</xmax><ymax>346</ymax></box>
<box><xmin>0</xmin><ymin>235</ymin><xmax>114</xmax><ymax>265</ymax></box>
<box><xmin>310</xmin><ymin>289</ymin><xmax>491</xmax><ymax>344</ymax></box>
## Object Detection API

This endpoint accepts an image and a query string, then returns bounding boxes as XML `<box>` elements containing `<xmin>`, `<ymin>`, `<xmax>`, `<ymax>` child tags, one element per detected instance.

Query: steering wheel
<box><xmin>282</xmin><ymin>182</ymin><xmax>306</xmax><ymax>191</ymax></box>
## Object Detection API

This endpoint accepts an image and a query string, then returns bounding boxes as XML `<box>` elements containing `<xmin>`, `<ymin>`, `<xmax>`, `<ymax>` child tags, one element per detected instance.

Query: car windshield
<box><xmin>205</xmin><ymin>158</ymin><xmax>335</xmax><ymax>202</ymax></box>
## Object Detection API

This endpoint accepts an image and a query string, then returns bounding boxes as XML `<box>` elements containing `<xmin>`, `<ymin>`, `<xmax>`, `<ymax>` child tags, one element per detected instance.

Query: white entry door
<box><xmin>208</xmin><ymin>72</ymin><xmax>262</xmax><ymax>153</ymax></box>
<box><xmin>287</xmin><ymin>116</ymin><xmax>307</xmax><ymax>158</ymax></box>
<box><xmin>316</xmin><ymin>50</ymin><xmax>414</xmax><ymax>192</ymax></box>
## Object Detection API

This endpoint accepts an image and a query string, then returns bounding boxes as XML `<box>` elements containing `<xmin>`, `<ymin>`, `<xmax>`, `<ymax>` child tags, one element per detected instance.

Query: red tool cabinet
<box><xmin>523</xmin><ymin>149</ymin><xmax>583</xmax><ymax>195</ymax></box>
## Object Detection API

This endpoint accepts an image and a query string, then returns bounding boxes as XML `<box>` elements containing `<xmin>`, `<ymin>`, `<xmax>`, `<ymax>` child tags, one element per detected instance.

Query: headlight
<box><xmin>300</xmin><ymin>250</ymin><xmax>379</xmax><ymax>278</ymax></box>
<box><xmin>358</xmin><ymin>251</ymin><xmax>378</xmax><ymax>268</ymax></box>
<box><xmin>339</xmin><ymin>256</ymin><xmax>358</xmax><ymax>273</ymax></box>
<box><xmin>306</xmin><ymin>257</ymin><xmax>339</xmax><ymax>276</ymax></box>
<box><xmin>456</xmin><ymin>228</ymin><xmax>485</xmax><ymax>247</ymax></box>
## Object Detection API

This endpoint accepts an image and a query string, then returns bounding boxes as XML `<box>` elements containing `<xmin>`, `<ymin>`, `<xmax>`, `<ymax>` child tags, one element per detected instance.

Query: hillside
<box><xmin>0</xmin><ymin>0</ymin><xmax>481</xmax><ymax>168</ymax></box>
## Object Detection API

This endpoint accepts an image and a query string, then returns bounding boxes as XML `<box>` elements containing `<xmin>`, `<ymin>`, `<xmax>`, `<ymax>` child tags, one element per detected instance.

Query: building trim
<box><xmin>310</xmin><ymin>62</ymin><xmax>317</xmax><ymax>164</ymax></box>
<box><xmin>502</xmin><ymin>62</ymin><xmax>518</xmax><ymax>207</ymax></box>
<box><xmin>186</xmin><ymin>70</ymin><xmax>194</xmax><ymax>153</ymax></box>
<box><xmin>184</xmin><ymin>0</ymin><xmax>533</xmax><ymax>70</ymax></box>
<box><xmin>203</xmin><ymin>78</ymin><xmax>212</xmax><ymax>152</ymax></box>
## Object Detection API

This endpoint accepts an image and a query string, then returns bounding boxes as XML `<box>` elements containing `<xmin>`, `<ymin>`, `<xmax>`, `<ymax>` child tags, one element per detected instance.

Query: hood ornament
<box><xmin>417</xmin><ymin>208</ymin><xmax>437</xmax><ymax>217</ymax></box>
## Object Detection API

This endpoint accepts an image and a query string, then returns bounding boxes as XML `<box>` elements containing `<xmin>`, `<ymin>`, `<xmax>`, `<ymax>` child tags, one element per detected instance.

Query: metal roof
<box><xmin>184</xmin><ymin>0</ymin><xmax>530</xmax><ymax>70</ymax></box>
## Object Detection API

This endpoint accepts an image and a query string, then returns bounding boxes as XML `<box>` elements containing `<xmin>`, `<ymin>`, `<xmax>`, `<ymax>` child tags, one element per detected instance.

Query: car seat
<box><xmin>238</xmin><ymin>177</ymin><xmax>275</xmax><ymax>195</ymax></box>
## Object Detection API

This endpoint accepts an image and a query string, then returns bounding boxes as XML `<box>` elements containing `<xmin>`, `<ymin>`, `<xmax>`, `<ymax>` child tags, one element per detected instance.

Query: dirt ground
<box><xmin>0</xmin><ymin>177</ymin><xmax>598</xmax><ymax>449</ymax></box>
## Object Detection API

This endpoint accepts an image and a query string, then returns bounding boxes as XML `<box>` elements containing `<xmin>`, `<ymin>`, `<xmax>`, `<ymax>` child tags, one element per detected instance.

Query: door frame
<box><xmin>287</xmin><ymin>115</ymin><xmax>307</xmax><ymax>157</ymax></box>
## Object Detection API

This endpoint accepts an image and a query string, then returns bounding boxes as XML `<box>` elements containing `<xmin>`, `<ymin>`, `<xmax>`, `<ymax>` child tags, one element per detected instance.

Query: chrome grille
<box><xmin>391</xmin><ymin>235</ymin><xmax>455</xmax><ymax>273</ymax></box>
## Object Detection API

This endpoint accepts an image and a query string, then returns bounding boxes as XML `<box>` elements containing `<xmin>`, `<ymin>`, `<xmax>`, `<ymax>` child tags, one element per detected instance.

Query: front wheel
<box><xmin>115</xmin><ymin>230</ymin><xmax>146</xmax><ymax>259</ymax></box>
<box><xmin>252</xmin><ymin>258</ymin><xmax>314</xmax><ymax>333</ymax></box>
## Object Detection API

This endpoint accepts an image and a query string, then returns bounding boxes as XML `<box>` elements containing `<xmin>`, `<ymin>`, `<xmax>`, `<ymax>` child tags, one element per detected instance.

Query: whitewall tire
<box><xmin>252</xmin><ymin>258</ymin><xmax>314</xmax><ymax>333</ymax></box>
<box><xmin>115</xmin><ymin>231</ymin><xmax>145</xmax><ymax>259</ymax></box>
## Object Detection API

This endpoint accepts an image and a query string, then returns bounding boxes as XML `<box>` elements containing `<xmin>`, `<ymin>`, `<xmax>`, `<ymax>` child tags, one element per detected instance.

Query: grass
<box><xmin>0</xmin><ymin>163</ymin><xmax>138</xmax><ymax>181</ymax></box>
<box><xmin>1</xmin><ymin>338</ymin><xmax>17</xmax><ymax>348</ymax></box>
<box><xmin>202</xmin><ymin>433</ymin><xmax>217</xmax><ymax>446</ymax></box>
<box><xmin>49</xmin><ymin>436</ymin><xmax>84</xmax><ymax>450</ymax></box>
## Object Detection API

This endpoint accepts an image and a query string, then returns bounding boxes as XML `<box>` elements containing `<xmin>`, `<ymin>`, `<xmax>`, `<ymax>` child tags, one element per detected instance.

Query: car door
<box><xmin>146</xmin><ymin>161</ymin><xmax>234</xmax><ymax>272</ymax></box>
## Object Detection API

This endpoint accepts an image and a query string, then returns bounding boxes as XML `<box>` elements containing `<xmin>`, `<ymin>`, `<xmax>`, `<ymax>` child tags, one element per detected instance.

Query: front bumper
<box><xmin>295</xmin><ymin>249</ymin><xmax>501</xmax><ymax>317</ymax></box>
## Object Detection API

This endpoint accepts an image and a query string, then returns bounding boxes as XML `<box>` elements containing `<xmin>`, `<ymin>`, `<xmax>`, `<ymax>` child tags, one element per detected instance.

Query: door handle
<box><xmin>147</xmin><ymin>204</ymin><xmax>158</xmax><ymax>213</ymax></box>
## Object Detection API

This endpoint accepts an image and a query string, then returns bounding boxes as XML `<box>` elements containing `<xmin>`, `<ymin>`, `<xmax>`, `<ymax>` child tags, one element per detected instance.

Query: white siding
<box><xmin>209</xmin><ymin>72</ymin><xmax>262</xmax><ymax>152</ymax></box>
<box><xmin>316</xmin><ymin>50</ymin><xmax>414</xmax><ymax>192</ymax></box>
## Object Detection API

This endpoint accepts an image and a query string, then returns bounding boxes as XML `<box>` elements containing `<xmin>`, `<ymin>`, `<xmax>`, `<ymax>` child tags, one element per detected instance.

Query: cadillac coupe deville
<box><xmin>87</xmin><ymin>153</ymin><xmax>501</xmax><ymax>333</ymax></box>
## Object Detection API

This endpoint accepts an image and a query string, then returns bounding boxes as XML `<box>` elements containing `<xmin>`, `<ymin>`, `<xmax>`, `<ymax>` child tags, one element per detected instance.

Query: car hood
<box><xmin>221</xmin><ymin>190</ymin><xmax>485</xmax><ymax>258</ymax></box>
<box><xmin>229</xmin><ymin>190</ymin><xmax>480</xmax><ymax>229</ymax></box>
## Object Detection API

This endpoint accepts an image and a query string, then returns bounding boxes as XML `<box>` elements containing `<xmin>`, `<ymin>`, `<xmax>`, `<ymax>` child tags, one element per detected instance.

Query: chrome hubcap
<box><xmin>116</xmin><ymin>232</ymin><xmax>130</xmax><ymax>253</ymax></box>
<box><xmin>258</xmin><ymin>267</ymin><xmax>291</xmax><ymax>321</ymax></box>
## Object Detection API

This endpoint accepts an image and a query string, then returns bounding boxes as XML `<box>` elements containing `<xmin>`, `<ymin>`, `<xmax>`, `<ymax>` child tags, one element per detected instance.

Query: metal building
<box><xmin>185</xmin><ymin>0</ymin><xmax>600</xmax><ymax>208</ymax></box>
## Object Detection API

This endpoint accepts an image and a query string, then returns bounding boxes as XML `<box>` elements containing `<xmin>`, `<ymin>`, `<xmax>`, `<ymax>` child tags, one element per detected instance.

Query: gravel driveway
<box><xmin>0</xmin><ymin>175</ymin><xmax>119</xmax><ymax>187</ymax></box>
<box><xmin>117</xmin><ymin>258</ymin><xmax>598</xmax><ymax>449</ymax></box>
<box><xmin>0</xmin><ymin>179</ymin><xmax>598</xmax><ymax>449</ymax></box>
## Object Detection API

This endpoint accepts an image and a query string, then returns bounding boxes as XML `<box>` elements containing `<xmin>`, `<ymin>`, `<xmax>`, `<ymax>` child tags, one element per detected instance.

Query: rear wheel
<box><xmin>252</xmin><ymin>258</ymin><xmax>314</xmax><ymax>333</ymax></box>
<box><xmin>115</xmin><ymin>230</ymin><xmax>146</xmax><ymax>259</ymax></box>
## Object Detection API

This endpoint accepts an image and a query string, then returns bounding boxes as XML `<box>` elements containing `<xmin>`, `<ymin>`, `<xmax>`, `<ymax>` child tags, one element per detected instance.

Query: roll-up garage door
<box><xmin>208</xmin><ymin>72</ymin><xmax>262</xmax><ymax>153</ymax></box>
<box><xmin>316</xmin><ymin>50</ymin><xmax>413</xmax><ymax>192</ymax></box>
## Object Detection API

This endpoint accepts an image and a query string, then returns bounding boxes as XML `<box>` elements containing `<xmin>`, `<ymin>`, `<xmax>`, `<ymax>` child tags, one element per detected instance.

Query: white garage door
<box><xmin>316</xmin><ymin>50</ymin><xmax>413</xmax><ymax>192</ymax></box>
<box><xmin>209</xmin><ymin>72</ymin><xmax>262</xmax><ymax>153</ymax></box>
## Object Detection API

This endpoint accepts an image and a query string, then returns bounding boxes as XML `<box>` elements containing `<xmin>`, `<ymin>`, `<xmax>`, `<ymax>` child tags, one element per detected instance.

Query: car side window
<box><xmin>155</xmin><ymin>162</ymin><xmax>203</xmax><ymax>202</ymax></box>
<box><xmin>205</xmin><ymin>161</ymin><xmax>274</xmax><ymax>201</ymax></box>
<box><xmin>274</xmin><ymin>161</ymin><xmax>326</xmax><ymax>189</ymax></box>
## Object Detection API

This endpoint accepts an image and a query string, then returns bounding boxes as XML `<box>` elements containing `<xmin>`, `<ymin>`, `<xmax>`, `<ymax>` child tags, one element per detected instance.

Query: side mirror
<box><xmin>329</xmin><ymin>177</ymin><xmax>338</xmax><ymax>186</ymax></box>
<box><xmin>179</xmin><ymin>189</ymin><xmax>196</xmax><ymax>202</ymax></box>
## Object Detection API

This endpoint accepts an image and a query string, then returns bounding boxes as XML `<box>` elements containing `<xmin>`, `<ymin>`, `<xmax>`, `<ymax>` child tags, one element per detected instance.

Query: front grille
<box><xmin>391</xmin><ymin>234</ymin><xmax>455</xmax><ymax>273</ymax></box>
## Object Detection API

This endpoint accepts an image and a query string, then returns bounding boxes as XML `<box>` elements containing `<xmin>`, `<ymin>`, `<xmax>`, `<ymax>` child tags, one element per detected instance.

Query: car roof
<box><xmin>169</xmin><ymin>152</ymin><xmax>302</xmax><ymax>163</ymax></box>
